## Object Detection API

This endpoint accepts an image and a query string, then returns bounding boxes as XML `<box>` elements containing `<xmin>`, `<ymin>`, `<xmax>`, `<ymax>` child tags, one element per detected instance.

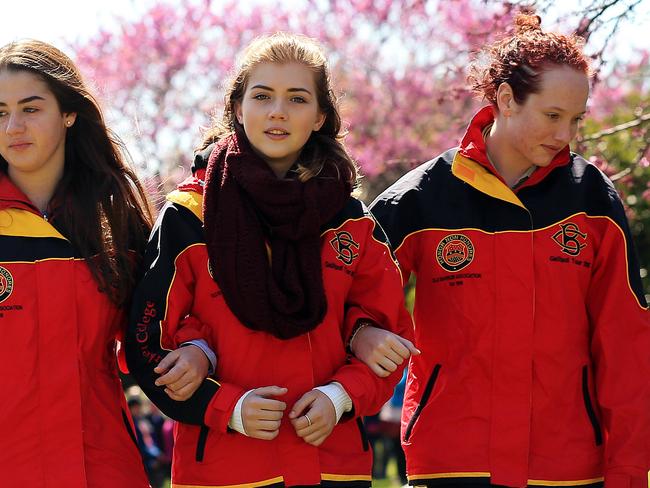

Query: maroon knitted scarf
<box><xmin>203</xmin><ymin>131</ymin><xmax>351</xmax><ymax>339</ymax></box>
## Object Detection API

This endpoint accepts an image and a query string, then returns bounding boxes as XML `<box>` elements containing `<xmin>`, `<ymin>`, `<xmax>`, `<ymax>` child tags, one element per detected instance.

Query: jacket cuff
<box><xmin>329</xmin><ymin>370</ymin><xmax>365</xmax><ymax>418</ymax></box>
<box><xmin>180</xmin><ymin>339</ymin><xmax>217</xmax><ymax>374</ymax></box>
<box><xmin>314</xmin><ymin>382</ymin><xmax>352</xmax><ymax>423</ymax></box>
<box><xmin>228</xmin><ymin>389</ymin><xmax>254</xmax><ymax>435</ymax></box>
<box><xmin>203</xmin><ymin>382</ymin><xmax>246</xmax><ymax>433</ymax></box>
<box><xmin>170</xmin><ymin>315</ymin><xmax>207</xmax><ymax>348</ymax></box>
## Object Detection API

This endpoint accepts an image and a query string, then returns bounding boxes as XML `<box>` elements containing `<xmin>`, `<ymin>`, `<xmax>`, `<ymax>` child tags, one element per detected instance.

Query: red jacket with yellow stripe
<box><xmin>0</xmin><ymin>173</ymin><xmax>149</xmax><ymax>488</ymax></box>
<box><xmin>370</xmin><ymin>106</ymin><xmax>650</xmax><ymax>488</ymax></box>
<box><xmin>126</xmin><ymin>165</ymin><xmax>413</xmax><ymax>487</ymax></box>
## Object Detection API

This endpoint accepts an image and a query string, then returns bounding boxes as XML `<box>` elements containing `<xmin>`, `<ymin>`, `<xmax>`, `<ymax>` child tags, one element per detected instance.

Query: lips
<box><xmin>541</xmin><ymin>144</ymin><xmax>561</xmax><ymax>154</ymax></box>
<box><xmin>265</xmin><ymin>128</ymin><xmax>289</xmax><ymax>135</ymax></box>
<box><xmin>8</xmin><ymin>141</ymin><xmax>32</xmax><ymax>150</ymax></box>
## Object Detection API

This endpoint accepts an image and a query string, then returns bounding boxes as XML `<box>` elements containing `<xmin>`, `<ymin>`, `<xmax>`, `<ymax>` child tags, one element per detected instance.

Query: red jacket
<box><xmin>371</xmin><ymin>107</ymin><xmax>650</xmax><ymax>488</ymax></box>
<box><xmin>126</xmin><ymin>171</ymin><xmax>413</xmax><ymax>487</ymax></box>
<box><xmin>0</xmin><ymin>173</ymin><xmax>149</xmax><ymax>488</ymax></box>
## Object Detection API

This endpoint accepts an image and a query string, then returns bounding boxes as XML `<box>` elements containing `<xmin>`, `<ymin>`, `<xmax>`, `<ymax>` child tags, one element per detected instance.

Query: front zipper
<box><xmin>195</xmin><ymin>425</ymin><xmax>210</xmax><ymax>462</ymax></box>
<box><xmin>403</xmin><ymin>364</ymin><xmax>441</xmax><ymax>442</ymax></box>
<box><xmin>581</xmin><ymin>365</ymin><xmax>603</xmax><ymax>446</ymax></box>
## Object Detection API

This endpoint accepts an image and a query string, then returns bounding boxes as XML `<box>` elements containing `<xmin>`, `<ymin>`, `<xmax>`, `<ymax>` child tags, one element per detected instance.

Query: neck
<box><xmin>485</xmin><ymin>119</ymin><xmax>533</xmax><ymax>188</ymax></box>
<box><xmin>268</xmin><ymin>162</ymin><xmax>292</xmax><ymax>179</ymax></box>
<box><xmin>9</xmin><ymin>162</ymin><xmax>64</xmax><ymax>214</ymax></box>
<box><xmin>263</xmin><ymin>157</ymin><xmax>296</xmax><ymax>179</ymax></box>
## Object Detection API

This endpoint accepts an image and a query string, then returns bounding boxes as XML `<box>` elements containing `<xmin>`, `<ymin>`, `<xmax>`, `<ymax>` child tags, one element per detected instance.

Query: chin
<box><xmin>531</xmin><ymin>154</ymin><xmax>554</xmax><ymax>168</ymax></box>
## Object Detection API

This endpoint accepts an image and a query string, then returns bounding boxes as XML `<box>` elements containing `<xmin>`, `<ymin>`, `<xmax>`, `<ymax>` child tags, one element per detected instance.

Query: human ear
<box><xmin>64</xmin><ymin>112</ymin><xmax>77</xmax><ymax>127</ymax></box>
<box><xmin>495</xmin><ymin>83</ymin><xmax>514</xmax><ymax>117</ymax></box>
<box><xmin>313</xmin><ymin>111</ymin><xmax>325</xmax><ymax>132</ymax></box>
<box><xmin>234</xmin><ymin>101</ymin><xmax>243</xmax><ymax>125</ymax></box>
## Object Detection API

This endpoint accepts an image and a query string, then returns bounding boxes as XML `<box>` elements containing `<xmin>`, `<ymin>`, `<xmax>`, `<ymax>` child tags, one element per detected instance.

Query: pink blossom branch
<box><xmin>580</xmin><ymin>112</ymin><xmax>650</xmax><ymax>141</ymax></box>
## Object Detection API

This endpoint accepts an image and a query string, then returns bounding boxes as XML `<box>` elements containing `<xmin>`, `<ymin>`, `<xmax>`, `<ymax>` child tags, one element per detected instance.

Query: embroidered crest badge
<box><xmin>551</xmin><ymin>222</ymin><xmax>587</xmax><ymax>256</ymax></box>
<box><xmin>330</xmin><ymin>231</ymin><xmax>360</xmax><ymax>266</ymax></box>
<box><xmin>436</xmin><ymin>234</ymin><xmax>475</xmax><ymax>272</ymax></box>
<box><xmin>0</xmin><ymin>266</ymin><xmax>14</xmax><ymax>303</ymax></box>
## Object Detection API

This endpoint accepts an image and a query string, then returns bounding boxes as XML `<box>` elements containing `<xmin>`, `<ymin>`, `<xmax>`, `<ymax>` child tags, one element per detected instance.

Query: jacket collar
<box><xmin>451</xmin><ymin>106</ymin><xmax>572</xmax><ymax>208</ymax></box>
<box><xmin>0</xmin><ymin>172</ymin><xmax>67</xmax><ymax>240</ymax></box>
<box><xmin>458</xmin><ymin>105</ymin><xmax>571</xmax><ymax>191</ymax></box>
<box><xmin>0</xmin><ymin>171</ymin><xmax>40</xmax><ymax>214</ymax></box>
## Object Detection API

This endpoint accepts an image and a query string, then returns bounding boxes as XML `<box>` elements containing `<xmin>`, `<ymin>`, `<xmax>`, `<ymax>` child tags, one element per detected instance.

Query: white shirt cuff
<box><xmin>314</xmin><ymin>382</ymin><xmax>353</xmax><ymax>423</ymax></box>
<box><xmin>181</xmin><ymin>339</ymin><xmax>217</xmax><ymax>374</ymax></box>
<box><xmin>228</xmin><ymin>389</ymin><xmax>254</xmax><ymax>435</ymax></box>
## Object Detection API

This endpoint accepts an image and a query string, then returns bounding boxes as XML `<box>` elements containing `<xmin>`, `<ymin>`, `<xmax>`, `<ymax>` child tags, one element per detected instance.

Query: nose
<box><xmin>554</xmin><ymin>121</ymin><xmax>575</xmax><ymax>146</ymax></box>
<box><xmin>268</xmin><ymin>99</ymin><xmax>287</xmax><ymax>120</ymax></box>
<box><xmin>5</xmin><ymin>112</ymin><xmax>25</xmax><ymax>135</ymax></box>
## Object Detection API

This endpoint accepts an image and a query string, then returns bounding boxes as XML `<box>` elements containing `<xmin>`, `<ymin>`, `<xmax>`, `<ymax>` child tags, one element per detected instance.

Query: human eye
<box><xmin>23</xmin><ymin>107</ymin><xmax>38</xmax><ymax>113</ymax></box>
<box><xmin>574</xmin><ymin>115</ymin><xmax>585</xmax><ymax>123</ymax></box>
<box><xmin>0</xmin><ymin>110</ymin><xmax>7</xmax><ymax>117</ymax></box>
<box><xmin>252</xmin><ymin>93</ymin><xmax>270</xmax><ymax>101</ymax></box>
<box><xmin>290</xmin><ymin>96</ymin><xmax>307</xmax><ymax>103</ymax></box>
<box><xmin>545</xmin><ymin>112</ymin><xmax>559</xmax><ymax>120</ymax></box>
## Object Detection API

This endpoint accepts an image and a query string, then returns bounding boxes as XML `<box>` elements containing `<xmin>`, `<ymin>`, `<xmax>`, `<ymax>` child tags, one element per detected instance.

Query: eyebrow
<box><xmin>547</xmin><ymin>106</ymin><xmax>587</xmax><ymax>115</ymax></box>
<box><xmin>250</xmin><ymin>84</ymin><xmax>313</xmax><ymax>95</ymax></box>
<box><xmin>0</xmin><ymin>95</ymin><xmax>46</xmax><ymax>106</ymax></box>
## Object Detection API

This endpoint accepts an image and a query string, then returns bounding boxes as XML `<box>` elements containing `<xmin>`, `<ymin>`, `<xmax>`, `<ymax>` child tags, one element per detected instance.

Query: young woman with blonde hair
<box><xmin>127</xmin><ymin>32</ymin><xmax>414</xmax><ymax>487</ymax></box>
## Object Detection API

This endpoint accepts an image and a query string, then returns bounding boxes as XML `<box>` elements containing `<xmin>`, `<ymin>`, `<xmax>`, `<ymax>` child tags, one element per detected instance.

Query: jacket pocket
<box><xmin>195</xmin><ymin>425</ymin><xmax>210</xmax><ymax>462</ymax></box>
<box><xmin>581</xmin><ymin>365</ymin><xmax>603</xmax><ymax>446</ymax></box>
<box><xmin>356</xmin><ymin>417</ymin><xmax>370</xmax><ymax>452</ymax></box>
<box><xmin>404</xmin><ymin>364</ymin><xmax>441</xmax><ymax>442</ymax></box>
<box><xmin>121</xmin><ymin>409</ymin><xmax>139</xmax><ymax>448</ymax></box>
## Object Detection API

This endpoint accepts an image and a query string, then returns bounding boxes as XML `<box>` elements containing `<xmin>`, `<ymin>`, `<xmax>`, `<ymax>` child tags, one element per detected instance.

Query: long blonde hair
<box><xmin>200</xmin><ymin>32</ymin><xmax>358</xmax><ymax>186</ymax></box>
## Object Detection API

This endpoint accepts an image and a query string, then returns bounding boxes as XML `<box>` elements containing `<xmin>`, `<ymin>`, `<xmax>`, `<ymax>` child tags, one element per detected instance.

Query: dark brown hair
<box><xmin>468</xmin><ymin>13</ymin><xmax>591</xmax><ymax>106</ymax></box>
<box><xmin>0</xmin><ymin>39</ymin><xmax>153</xmax><ymax>306</ymax></box>
<box><xmin>200</xmin><ymin>32</ymin><xmax>358</xmax><ymax>186</ymax></box>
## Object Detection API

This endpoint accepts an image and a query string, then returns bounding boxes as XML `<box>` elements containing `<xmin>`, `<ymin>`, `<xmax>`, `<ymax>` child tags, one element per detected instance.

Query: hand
<box><xmin>289</xmin><ymin>389</ymin><xmax>337</xmax><ymax>447</ymax></box>
<box><xmin>154</xmin><ymin>345</ymin><xmax>210</xmax><ymax>400</ymax></box>
<box><xmin>242</xmin><ymin>386</ymin><xmax>288</xmax><ymax>440</ymax></box>
<box><xmin>351</xmin><ymin>326</ymin><xmax>420</xmax><ymax>378</ymax></box>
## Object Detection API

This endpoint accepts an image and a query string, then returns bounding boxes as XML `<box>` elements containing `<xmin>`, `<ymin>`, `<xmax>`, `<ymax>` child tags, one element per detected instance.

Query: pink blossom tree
<box><xmin>72</xmin><ymin>0</ymin><xmax>650</xmax><ymax>292</ymax></box>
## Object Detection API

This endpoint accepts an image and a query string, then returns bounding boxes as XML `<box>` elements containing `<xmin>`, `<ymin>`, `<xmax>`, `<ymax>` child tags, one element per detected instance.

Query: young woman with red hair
<box><xmin>369</xmin><ymin>13</ymin><xmax>650</xmax><ymax>488</ymax></box>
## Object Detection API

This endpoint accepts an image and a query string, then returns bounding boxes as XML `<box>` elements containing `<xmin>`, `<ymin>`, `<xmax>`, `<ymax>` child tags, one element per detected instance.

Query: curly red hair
<box><xmin>468</xmin><ymin>13</ymin><xmax>591</xmax><ymax>106</ymax></box>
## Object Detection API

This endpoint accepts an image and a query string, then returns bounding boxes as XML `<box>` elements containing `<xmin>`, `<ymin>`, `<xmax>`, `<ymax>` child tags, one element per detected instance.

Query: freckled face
<box><xmin>503</xmin><ymin>66</ymin><xmax>589</xmax><ymax>169</ymax></box>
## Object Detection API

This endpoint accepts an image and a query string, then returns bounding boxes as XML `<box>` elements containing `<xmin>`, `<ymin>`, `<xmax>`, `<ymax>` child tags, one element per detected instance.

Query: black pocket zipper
<box><xmin>403</xmin><ymin>364</ymin><xmax>441</xmax><ymax>442</ymax></box>
<box><xmin>356</xmin><ymin>417</ymin><xmax>370</xmax><ymax>452</ymax></box>
<box><xmin>581</xmin><ymin>365</ymin><xmax>603</xmax><ymax>446</ymax></box>
<box><xmin>195</xmin><ymin>425</ymin><xmax>210</xmax><ymax>462</ymax></box>
<box><xmin>121</xmin><ymin>409</ymin><xmax>139</xmax><ymax>448</ymax></box>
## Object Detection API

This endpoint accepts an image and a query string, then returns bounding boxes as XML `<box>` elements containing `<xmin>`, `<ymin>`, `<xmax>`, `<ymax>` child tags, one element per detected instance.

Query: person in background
<box><xmin>128</xmin><ymin>396</ymin><xmax>164</xmax><ymax>486</ymax></box>
<box><xmin>0</xmin><ymin>39</ymin><xmax>152</xmax><ymax>487</ymax></box>
<box><xmin>366</xmin><ymin>369</ymin><xmax>408</xmax><ymax>485</ymax></box>
<box><xmin>146</xmin><ymin>403</ymin><xmax>173</xmax><ymax>483</ymax></box>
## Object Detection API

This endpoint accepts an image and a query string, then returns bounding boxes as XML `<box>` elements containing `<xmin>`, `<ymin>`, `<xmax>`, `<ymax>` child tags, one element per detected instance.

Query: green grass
<box><xmin>373</xmin><ymin>478</ymin><xmax>404</xmax><ymax>487</ymax></box>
